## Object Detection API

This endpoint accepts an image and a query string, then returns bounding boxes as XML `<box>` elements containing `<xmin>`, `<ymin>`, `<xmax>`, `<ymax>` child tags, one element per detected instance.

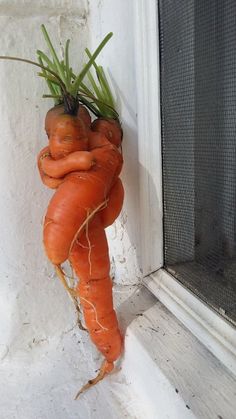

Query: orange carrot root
<box><xmin>74</xmin><ymin>360</ymin><xmax>114</xmax><ymax>399</ymax></box>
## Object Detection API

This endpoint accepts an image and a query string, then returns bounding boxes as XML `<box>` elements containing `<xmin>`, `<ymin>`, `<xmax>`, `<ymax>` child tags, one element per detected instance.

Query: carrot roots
<box><xmin>68</xmin><ymin>199</ymin><xmax>108</xmax><ymax>257</ymax></box>
<box><xmin>54</xmin><ymin>264</ymin><xmax>87</xmax><ymax>332</ymax></box>
<box><xmin>74</xmin><ymin>360</ymin><xmax>114</xmax><ymax>399</ymax></box>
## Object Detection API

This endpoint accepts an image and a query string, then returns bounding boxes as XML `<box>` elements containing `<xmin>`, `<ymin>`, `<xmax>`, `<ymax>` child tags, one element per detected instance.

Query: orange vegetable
<box><xmin>91</xmin><ymin>117</ymin><xmax>123</xmax><ymax>148</ymax></box>
<box><xmin>0</xmin><ymin>25</ymin><xmax>124</xmax><ymax>398</ymax></box>
<box><xmin>100</xmin><ymin>178</ymin><xmax>124</xmax><ymax>228</ymax></box>
<box><xmin>38</xmin><ymin>146</ymin><xmax>64</xmax><ymax>189</ymax></box>
<box><xmin>42</xmin><ymin>126</ymin><xmax>122</xmax><ymax>264</ymax></box>
<box><xmin>45</xmin><ymin>104</ymin><xmax>91</xmax><ymax>136</ymax></box>
<box><xmin>38</xmin><ymin>110</ymin><xmax>124</xmax><ymax>396</ymax></box>
<box><xmin>69</xmin><ymin>214</ymin><xmax>123</xmax><ymax>397</ymax></box>
<box><xmin>41</xmin><ymin>150</ymin><xmax>95</xmax><ymax>177</ymax></box>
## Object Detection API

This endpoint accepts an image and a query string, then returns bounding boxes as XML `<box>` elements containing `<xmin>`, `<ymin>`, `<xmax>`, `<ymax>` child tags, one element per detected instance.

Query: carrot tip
<box><xmin>74</xmin><ymin>360</ymin><xmax>114</xmax><ymax>400</ymax></box>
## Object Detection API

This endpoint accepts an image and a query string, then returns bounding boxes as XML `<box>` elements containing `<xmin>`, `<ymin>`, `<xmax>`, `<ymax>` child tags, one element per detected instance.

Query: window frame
<box><xmin>134</xmin><ymin>0</ymin><xmax>236</xmax><ymax>375</ymax></box>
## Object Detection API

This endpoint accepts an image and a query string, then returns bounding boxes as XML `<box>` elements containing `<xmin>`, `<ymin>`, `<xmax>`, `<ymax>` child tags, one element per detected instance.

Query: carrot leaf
<box><xmin>41</xmin><ymin>24</ymin><xmax>68</xmax><ymax>88</ymax></box>
<box><xmin>71</xmin><ymin>32</ymin><xmax>113</xmax><ymax>94</ymax></box>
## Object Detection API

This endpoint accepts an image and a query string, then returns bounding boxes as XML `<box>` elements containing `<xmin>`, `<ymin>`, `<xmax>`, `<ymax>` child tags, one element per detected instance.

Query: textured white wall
<box><xmin>0</xmin><ymin>0</ymin><xmax>90</xmax><ymax>362</ymax></box>
<box><xmin>0</xmin><ymin>1</ymin><xmax>142</xmax><ymax>417</ymax></box>
<box><xmin>88</xmin><ymin>0</ymin><xmax>141</xmax><ymax>284</ymax></box>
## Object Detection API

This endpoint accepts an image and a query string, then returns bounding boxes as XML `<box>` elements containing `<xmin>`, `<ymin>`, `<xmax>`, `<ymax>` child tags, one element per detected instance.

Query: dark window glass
<box><xmin>159</xmin><ymin>0</ymin><xmax>236</xmax><ymax>325</ymax></box>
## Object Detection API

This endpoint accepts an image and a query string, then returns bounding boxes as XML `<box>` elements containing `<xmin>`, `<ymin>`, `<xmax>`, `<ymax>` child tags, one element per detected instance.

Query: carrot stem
<box><xmin>65</xmin><ymin>39</ymin><xmax>71</xmax><ymax>84</ymax></box>
<box><xmin>72</xmin><ymin>32</ymin><xmax>113</xmax><ymax>94</ymax></box>
<box><xmin>0</xmin><ymin>55</ymin><xmax>66</xmax><ymax>92</ymax></box>
<box><xmin>37</xmin><ymin>50</ymin><xmax>56</xmax><ymax>71</ymax></box>
<box><xmin>38</xmin><ymin>55</ymin><xmax>58</xmax><ymax>102</ymax></box>
<box><xmin>85</xmin><ymin>49</ymin><xmax>115</xmax><ymax>108</ymax></box>
<box><xmin>41</xmin><ymin>24</ymin><xmax>67</xmax><ymax>88</ymax></box>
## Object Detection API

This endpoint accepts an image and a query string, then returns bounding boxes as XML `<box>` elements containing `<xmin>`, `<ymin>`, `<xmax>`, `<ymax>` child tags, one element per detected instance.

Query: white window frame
<box><xmin>134</xmin><ymin>0</ymin><xmax>236</xmax><ymax>376</ymax></box>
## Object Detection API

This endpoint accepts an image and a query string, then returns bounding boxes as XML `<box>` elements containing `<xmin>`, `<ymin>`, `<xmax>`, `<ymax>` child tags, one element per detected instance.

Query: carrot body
<box><xmin>45</xmin><ymin>104</ymin><xmax>91</xmax><ymax>136</ymax></box>
<box><xmin>77</xmin><ymin>105</ymin><xmax>92</xmax><ymax>128</ymax></box>
<box><xmin>37</xmin><ymin>146</ymin><xmax>64</xmax><ymax>189</ymax></box>
<box><xmin>41</xmin><ymin>151</ymin><xmax>95</xmax><ymax>178</ymax></box>
<box><xmin>44</xmin><ymin>104</ymin><xmax>63</xmax><ymax>135</ymax></box>
<box><xmin>39</xmin><ymin>111</ymin><xmax>124</xmax><ymax>394</ymax></box>
<box><xmin>69</xmin><ymin>215</ymin><xmax>123</xmax><ymax>364</ymax></box>
<box><xmin>43</xmin><ymin>141</ymin><xmax>122</xmax><ymax>264</ymax></box>
<box><xmin>38</xmin><ymin>147</ymin><xmax>124</xmax><ymax>227</ymax></box>
<box><xmin>100</xmin><ymin>178</ymin><xmax>124</xmax><ymax>228</ymax></box>
<box><xmin>49</xmin><ymin>114</ymin><xmax>89</xmax><ymax>160</ymax></box>
<box><xmin>91</xmin><ymin>118</ymin><xmax>123</xmax><ymax>148</ymax></box>
<box><xmin>38</xmin><ymin>128</ymin><xmax>124</xmax><ymax>225</ymax></box>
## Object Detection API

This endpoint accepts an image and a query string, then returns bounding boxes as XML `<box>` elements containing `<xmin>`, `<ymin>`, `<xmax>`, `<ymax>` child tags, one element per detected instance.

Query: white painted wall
<box><xmin>0</xmin><ymin>0</ymin><xmax>143</xmax><ymax>417</ymax></box>
<box><xmin>0</xmin><ymin>0</ymin><xmax>90</xmax><ymax>363</ymax></box>
<box><xmin>88</xmin><ymin>0</ymin><xmax>142</xmax><ymax>283</ymax></box>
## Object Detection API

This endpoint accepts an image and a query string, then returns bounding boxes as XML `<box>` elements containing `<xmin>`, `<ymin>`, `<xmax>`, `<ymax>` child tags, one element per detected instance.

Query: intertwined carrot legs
<box><xmin>69</xmin><ymin>214</ymin><xmax>123</xmax><ymax>397</ymax></box>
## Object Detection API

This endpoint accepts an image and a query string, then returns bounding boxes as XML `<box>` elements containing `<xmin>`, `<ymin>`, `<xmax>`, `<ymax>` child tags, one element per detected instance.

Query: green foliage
<box><xmin>38</xmin><ymin>25</ymin><xmax>118</xmax><ymax>119</ymax></box>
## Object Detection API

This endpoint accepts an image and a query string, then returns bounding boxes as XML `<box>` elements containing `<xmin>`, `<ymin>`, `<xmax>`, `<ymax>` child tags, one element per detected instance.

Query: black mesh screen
<box><xmin>159</xmin><ymin>0</ymin><xmax>236</xmax><ymax>324</ymax></box>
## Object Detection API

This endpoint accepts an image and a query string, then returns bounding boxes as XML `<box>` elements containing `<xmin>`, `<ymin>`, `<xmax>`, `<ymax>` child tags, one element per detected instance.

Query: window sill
<box><xmin>122</xmin><ymin>284</ymin><xmax>236</xmax><ymax>418</ymax></box>
<box><xmin>143</xmin><ymin>269</ymin><xmax>236</xmax><ymax>377</ymax></box>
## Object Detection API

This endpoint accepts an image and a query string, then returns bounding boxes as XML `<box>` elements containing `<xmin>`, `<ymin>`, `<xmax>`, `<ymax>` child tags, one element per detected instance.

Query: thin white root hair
<box><xmin>55</xmin><ymin>265</ymin><xmax>77</xmax><ymax>298</ymax></box>
<box><xmin>80</xmin><ymin>296</ymin><xmax>108</xmax><ymax>331</ymax></box>
<box><xmin>43</xmin><ymin>220</ymin><xmax>53</xmax><ymax>230</ymax></box>
<box><xmin>59</xmin><ymin>265</ymin><xmax>76</xmax><ymax>282</ymax></box>
<box><xmin>76</xmin><ymin>241</ymin><xmax>92</xmax><ymax>250</ymax></box>
<box><xmin>68</xmin><ymin>199</ymin><xmax>108</xmax><ymax>257</ymax></box>
<box><xmin>54</xmin><ymin>264</ymin><xmax>87</xmax><ymax>332</ymax></box>
<box><xmin>85</xmin><ymin>210</ymin><xmax>93</xmax><ymax>276</ymax></box>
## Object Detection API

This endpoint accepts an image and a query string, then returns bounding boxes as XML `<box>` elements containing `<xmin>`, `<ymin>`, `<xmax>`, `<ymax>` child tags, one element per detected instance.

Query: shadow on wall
<box><xmin>109</xmin><ymin>120</ymin><xmax>162</xmax><ymax>283</ymax></box>
<box><xmin>107</xmin><ymin>120</ymin><xmax>143</xmax><ymax>285</ymax></box>
<box><xmin>115</xmin><ymin>285</ymin><xmax>157</xmax><ymax>334</ymax></box>
<box><xmin>117</xmin><ymin>66</ymin><xmax>162</xmax><ymax>276</ymax></box>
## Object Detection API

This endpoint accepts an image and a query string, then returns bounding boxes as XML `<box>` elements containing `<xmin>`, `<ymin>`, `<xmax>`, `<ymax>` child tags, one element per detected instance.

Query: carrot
<box><xmin>69</xmin><ymin>214</ymin><xmax>123</xmax><ymax>398</ymax></box>
<box><xmin>45</xmin><ymin>104</ymin><xmax>91</xmax><ymax>136</ymax></box>
<box><xmin>41</xmin><ymin>150</ymin><xmax>95</xmax><ymax>177</ymax></box>
<box><xmin>48</xmin><ymin>114</ymin><xmax>89</xmax><ymax>159</ymax></box>
<box><xmin>45</xmin><ymin>104</ymin><xmax>64</xmax><ymax>136</ymax></box>
<box><xmin>38</xmin><ymin>137</ymin><xmax>124</xmax><ymax>226</ymax></box>
<box><xmin>43</xmin><ymin>124</ymin><xmax>123</xmax><ymax>264</ymax></box>
<box><xmin>91</xmin><ymin>117</ymin><xmax>123</xmax><ymax>148</ymax></box>
<box><xmin>1</xmin><ymin>25</ymin><xmax>124</xmax><ymax>398</ymax></box>
<box><xmin>78</xmin><ymin>105</ymin><xmax>92</xmax><ymax>128</ymax></box>
<box><xmin>100</xmin><ymin>178</ymin><xmax>124</xmax><ymax>228</ymax></box>
<box><xmin>38</xmin><ymin>146</ymin><xmax>65</xmax><ymax>189</ymax></box>
<box><xmin>38</xmin><ymin>107</ymin><xmax>124</xmax><ymax>395</ymax></box>
<box><xmin>35</xmin><ymin>29</ymin><xmax>125</xmax><ymax>397</ymax></box>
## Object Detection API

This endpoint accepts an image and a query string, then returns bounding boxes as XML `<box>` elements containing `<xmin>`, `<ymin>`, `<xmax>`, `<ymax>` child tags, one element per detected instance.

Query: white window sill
<box><xmin>1</xmin><ymin>283</ymin><xmax>235</xmax><ymax>418</ymax></box>
<box><xmin>122</xmin><ymin>284</ymin><xmax>236</xmax><ymax>419</ymax></box>
<box><xmin>144</xmin><ymin>269</ymin><xmax>236</xmax><ymax>376</ymax></box>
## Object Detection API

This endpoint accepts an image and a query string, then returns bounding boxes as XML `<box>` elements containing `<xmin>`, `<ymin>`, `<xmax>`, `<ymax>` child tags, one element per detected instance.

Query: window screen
<box><xmin>159</xmin><ymin>0</ymin><xmax>236</xmax><ymax>325</ymax></box>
